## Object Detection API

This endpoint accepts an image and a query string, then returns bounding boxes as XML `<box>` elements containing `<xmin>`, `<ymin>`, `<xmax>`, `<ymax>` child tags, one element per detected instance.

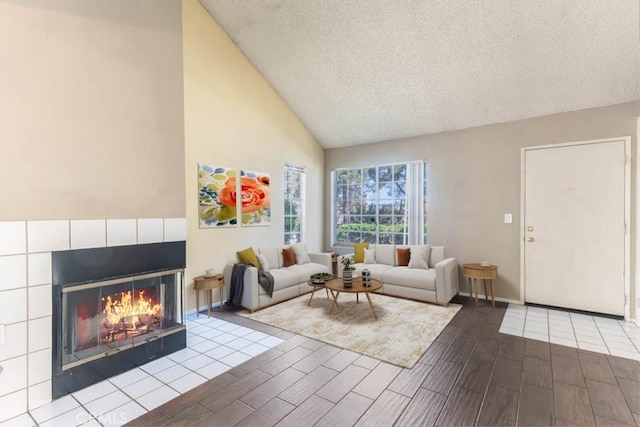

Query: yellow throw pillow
<box><xmin>237</xmin><ymin>247</ymin><xmax>260</xmax><ymax>269</ymax></box>
<box><xmin>353</xmin><ymin>242</ymin><xmax>369</xmax><ymax>263</ymax></box>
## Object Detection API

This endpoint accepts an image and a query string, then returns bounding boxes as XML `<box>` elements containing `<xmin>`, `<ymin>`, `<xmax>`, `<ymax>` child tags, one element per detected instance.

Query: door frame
<box><xmin>520</xmin><ymin>136</ymin><xmax>631</xmax><ymax>320</ymax></box>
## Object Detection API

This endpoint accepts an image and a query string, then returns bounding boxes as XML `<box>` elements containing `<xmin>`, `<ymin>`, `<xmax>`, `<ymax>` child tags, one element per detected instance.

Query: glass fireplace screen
<box><xmin>61</xmin><ymin>269</ymin><xmax>184</xmax><ymax>369</ymax></box>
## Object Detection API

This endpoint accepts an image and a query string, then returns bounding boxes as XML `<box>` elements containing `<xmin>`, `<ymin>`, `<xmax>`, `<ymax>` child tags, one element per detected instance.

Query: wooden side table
<box><xmin>462</xmin><ymin>263</ymin><xmax>498</xmax><ymax>307</ymax></box>
<box><xmin>193</xmin><ymin>274</ymin><xmax>224</xmax><ymax>317</ymax></box>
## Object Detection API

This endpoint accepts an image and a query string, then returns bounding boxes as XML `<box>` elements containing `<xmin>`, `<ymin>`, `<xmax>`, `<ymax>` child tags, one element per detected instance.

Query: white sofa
<box><xmin>338</xmin><ymin>244</ymin><xmax>459</xmax><ymax>305</ymax></box>
<box><xmin>224</xmin><ymin>244</ymin><xmax>331</xmax><ymax>311</ymax></box>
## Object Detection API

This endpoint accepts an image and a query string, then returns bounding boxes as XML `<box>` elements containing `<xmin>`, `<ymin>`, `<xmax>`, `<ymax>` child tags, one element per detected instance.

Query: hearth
<box><xmin>52</xmin><ymin>242</ymin><xmax>186</xmax><ymax>399</ymax></box>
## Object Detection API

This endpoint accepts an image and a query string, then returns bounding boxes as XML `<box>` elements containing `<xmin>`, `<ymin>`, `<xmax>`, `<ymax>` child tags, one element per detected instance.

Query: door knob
<box><xmin>527</xmin><ymin>237</ymin><xmax>534</xmax><ymax>242</ymax></box>
<box><xmin>527</xmin><ymin>226</ymin><xmax>534</xmax><ymax>232</ymax></box>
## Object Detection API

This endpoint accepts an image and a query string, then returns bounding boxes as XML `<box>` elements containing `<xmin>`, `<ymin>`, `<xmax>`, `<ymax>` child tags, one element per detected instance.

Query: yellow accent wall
<box><xmin>182</xmin><ymin>0</ymin><xmax>325</xmax><ymax>311</ymax></box>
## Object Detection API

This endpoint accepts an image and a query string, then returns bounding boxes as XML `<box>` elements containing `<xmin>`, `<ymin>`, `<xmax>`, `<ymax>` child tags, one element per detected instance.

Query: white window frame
<box><xmin>284</xmin><ymin>163</ymin><xmax>306</xmax><ymax>244</ymax></box>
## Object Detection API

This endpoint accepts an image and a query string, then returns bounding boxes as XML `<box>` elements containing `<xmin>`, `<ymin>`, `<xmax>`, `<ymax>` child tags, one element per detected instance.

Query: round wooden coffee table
<box><xmin>325</xmin><ymin>277</ymin><xmax>383</xmax><ymax>319</ymax></box>
<box><xmin>306</xmin><ymin>279</ymin><xmax>330</xmax><ymax>306</ymax></box>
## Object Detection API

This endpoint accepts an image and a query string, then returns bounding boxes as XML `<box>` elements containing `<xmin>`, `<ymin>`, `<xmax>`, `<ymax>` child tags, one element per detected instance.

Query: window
<box><xmin>333</xmin><ymin>161</ymin><xmax>427</xmax><ymax>245</ymax></box>
<box><xmin>284</xmin><ymin>163</ymin><xmax>305</xmax><ymax>244</ymax></box>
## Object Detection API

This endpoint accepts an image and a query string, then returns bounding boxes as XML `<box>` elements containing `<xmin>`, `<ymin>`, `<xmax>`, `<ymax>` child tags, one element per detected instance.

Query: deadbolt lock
<box><xmin>527</xmin><ymin>226</ymin><xmax>534</xmax><ymax>232</ymax></box>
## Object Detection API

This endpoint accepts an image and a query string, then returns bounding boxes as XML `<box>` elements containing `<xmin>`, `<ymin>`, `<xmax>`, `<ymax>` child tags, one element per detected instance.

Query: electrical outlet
<box><xmin>0</xmin><ymin>325</ymin><xmax>5</xmax><ymax>346</ymax></box>
<box><xmin>504</xmin><ymin>213</ymin><xmax>513</xmax><ymax>224</ymax></box>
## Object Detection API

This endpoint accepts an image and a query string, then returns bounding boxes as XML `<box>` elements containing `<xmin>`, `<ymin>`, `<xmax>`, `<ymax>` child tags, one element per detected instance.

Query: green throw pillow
<box><xmin>353</xmin><ymin>242</ymin><xmax>369</xmax><ymax>263</ymax></box>
<box><xmin>237</xmin><ymin>247</ymin><xmax>260</xmax><ymax>269</ymax></box>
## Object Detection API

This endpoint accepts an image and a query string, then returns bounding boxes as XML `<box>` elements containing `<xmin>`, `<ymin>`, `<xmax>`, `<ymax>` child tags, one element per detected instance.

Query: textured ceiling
<box><xmin>199</xmin><ymin>0</ymin><xmax>640</xmax><ymax>148</ymax></box>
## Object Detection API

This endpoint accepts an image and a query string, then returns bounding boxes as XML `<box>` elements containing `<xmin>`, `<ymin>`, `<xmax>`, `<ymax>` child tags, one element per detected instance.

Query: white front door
<box><xmin>523</xmin><ymin>139</ymin><xmax>627</xmax><ymax>316</ymax></box>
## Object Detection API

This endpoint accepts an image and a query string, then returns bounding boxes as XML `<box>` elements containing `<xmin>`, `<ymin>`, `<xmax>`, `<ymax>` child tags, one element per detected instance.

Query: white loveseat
<box><xmin>338</xmin><ymin>244</ymin><xmax>459</xmax><ymax>305</ymax></box>
<box><xmin>224</xmin><ymin>244</ymin><xmax>331</xmax><ymax>311</ymax></box>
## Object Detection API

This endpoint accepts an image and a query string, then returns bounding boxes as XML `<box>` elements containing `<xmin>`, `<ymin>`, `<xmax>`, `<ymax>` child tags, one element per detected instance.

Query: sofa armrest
<box><xmin>434</xmin><ymin>257</ymin><xmax>459</xmax><ymax>305</ymax></box>
<box><xmin>336</xmin><ymin>253</ymin><xmax>354</xmax><ymax>277</ymax></box>
<box><xmin>223</xmin><ymin>262</ymin><xmax>259</xmax><ymax>311</ymax></box>
<box><xmin>308</xmin><ymin>252</ymin><xmax>332</xmax><ymax>270</ymax></box>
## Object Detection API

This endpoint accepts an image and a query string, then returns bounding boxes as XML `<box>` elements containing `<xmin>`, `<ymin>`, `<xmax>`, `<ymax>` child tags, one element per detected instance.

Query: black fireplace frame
<box><xmin>51</xmin><ymin>242</ymin><xmax>187</xmax><ymax>399</ymax></box>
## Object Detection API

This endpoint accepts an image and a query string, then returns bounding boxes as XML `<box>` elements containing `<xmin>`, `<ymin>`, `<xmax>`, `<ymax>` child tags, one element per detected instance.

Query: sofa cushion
<box><xmin>292</xmin><ymin>243</ymin><xmax>311</xmax><ymax>265</ymax></box>
<box><xmin>374</xmin><ymin>244</ymin><xmax>396</xmax><ymax>266</ymax></box>
<box><xmin>364</xmin><ymin>248</ymin><xmax>376</xmax><ymax>264</ymax></box>
<box><xmin>286</xmin><ymin>262</ymin><xmax>330</xmax><ymax>283</ymax></box>
<box><xmin>429</xmin><ymin>246</ymin><xmax>445</xmax><ymax>268</ymax></box>
<box><xmin>267</xmin><ymin>268</ymin><xmax>300</xmax><ymax>291</ymax></box>
<box><xmin>259</xmin><ymin>247</ymin><xmax>280</xmax><ymax>269</ymax></box>
<box><xmin>353</xmin><ymin>242</ymin><xmax>369</xmax><ymax>263</ymax></box>
<box><xmin>237</xmin><ymin>247</ymin><xmax>260</xmax><ymax>269</ymax></box>
<box><xmin>397</xmin><ymin>248</ymin><xmax>410</xmax><ymax>266</ymax></box>
<box><xmin>353</xmin><ymin>263</ymin><xmax>393</xmax><ymax>281</ymax></box>
<box><xmin>282</xmin><ymin>247</ymin><xmax>295</xmax><ymax>267</ymax></box>
<box><xmin>383</xmin><ymin>267</ymin><xmax>436</xmax><ymax>291</ymax></box>
<box><xmin>257</xmin><ymin>254</ymin><xmax>270</xmax><ymax>271</ymax></box>
<box><xmin>408</xmin><ymin>245</ymin><xmax>431</xmax><ymax>270</ymax></box>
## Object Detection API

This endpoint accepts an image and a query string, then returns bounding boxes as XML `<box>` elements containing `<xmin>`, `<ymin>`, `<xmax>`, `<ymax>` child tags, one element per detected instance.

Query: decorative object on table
<box><xmin>310</xmin><ymin>272</ymin><xmax>333</xmax><ymax>284</ymax></box>
<box><xmin>205</xmin><ymin>268</ymin><xmax>216</xmax><ymax>277</ymax></box>
<box><xmin>239</xmin><ymin>169</ymin><xmax>271</xmax><ymax>226</ymax></box>
<box><xmin>238</xmin><ymin>293</ymin><xmax>462</xmax><ymax>368</ymax></box>
<box><xmin>341</xmin><ymin>257</ymin><xmax>355</xmax><ymax>288</ymax></box>
<box><xmin>362</xmin><ymin>269</ymin><xmax>371</xmax><ymax>287</ymax></box>
<box><xmin>198</xmin><ymin>164</ymin><xmax>238</xmax><ymax>228</ymax></box>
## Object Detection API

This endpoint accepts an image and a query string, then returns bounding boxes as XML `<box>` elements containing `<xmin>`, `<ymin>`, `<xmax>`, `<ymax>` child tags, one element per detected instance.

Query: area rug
<box><xmin>237</xmin><ymin>292</ymin><xmax>462</xmax><ymax>368</ymax></box>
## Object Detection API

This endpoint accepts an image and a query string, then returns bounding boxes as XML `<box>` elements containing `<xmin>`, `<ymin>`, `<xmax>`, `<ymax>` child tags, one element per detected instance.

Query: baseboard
<box><xmin>186</xmin><ymin>301</ymin><xmax>225</xmax><ymax>317</ymax></box>
<box><xmin>457</xmin><ymin>291</ymin><xmax>521</xmax><ymax>305</ymax></box>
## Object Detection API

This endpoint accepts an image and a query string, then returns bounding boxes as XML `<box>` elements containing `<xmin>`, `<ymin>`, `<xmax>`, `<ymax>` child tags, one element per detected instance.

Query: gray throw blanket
<box><xmin>228</xmin><ymin>263</ymin><xmax>275</xmax><ymax>308</ymax></box>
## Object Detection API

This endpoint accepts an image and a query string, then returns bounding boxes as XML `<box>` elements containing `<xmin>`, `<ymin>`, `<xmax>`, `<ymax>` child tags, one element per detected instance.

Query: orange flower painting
<box><xmin>198</xmin><ymin>164</ymin><xmax>237</xmax><ymax>228</ymax></box>
<box><xmin>240</xmin><ymin>170</ymin><xmax>271</xmax><ymax>226</ymax></box>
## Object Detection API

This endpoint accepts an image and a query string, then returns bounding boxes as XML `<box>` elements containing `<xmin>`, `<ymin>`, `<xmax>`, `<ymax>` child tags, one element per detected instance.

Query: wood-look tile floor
<box><xmin>128</xmin><ymin>297</ymin><xmax>640</xmax><ymax>427</ymax></box>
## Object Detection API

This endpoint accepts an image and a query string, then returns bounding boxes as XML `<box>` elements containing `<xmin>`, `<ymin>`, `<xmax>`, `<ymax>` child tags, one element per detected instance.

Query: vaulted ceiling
<box><xmin>200</xmin><ymin>0</ymin><xmax>640</xmax><ymax>148</ymax></box>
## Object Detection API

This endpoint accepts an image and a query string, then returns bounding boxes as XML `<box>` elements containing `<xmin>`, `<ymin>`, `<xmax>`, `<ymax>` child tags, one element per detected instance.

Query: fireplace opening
<box><xmin>52</xmin><ymin>241</ymin><xmax>186</xmax><ymax>399</ymax></box>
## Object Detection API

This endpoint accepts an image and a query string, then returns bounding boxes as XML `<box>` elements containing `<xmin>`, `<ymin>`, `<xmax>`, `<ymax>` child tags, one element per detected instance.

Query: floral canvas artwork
<box><xmin>240</xmin><ymin>170</ymin><xmax>271</xmax><ymax>226</ymax></box>
<box><xmin>198</xmin><ymin>164</ymin><xmax>238</xmax><ymax>228</ymax></box>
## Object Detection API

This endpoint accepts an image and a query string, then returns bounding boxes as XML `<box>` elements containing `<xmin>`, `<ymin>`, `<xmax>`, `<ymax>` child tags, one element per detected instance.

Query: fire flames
<box><xmin>102</xmin><ymin>291</ymin><xmax>162</xmax><ymax>338</ymax></box>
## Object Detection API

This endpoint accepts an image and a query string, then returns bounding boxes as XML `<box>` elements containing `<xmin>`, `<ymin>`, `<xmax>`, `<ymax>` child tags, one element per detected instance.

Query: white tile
<box><xmin>39</xmin><ymin>406</ymin><xmax>92</xmax><ymax>427</ymax></box>
<box><xmin>499</xmin><ymin>326</ymin><xmax>523</xmax><ymax>337</ymax></box>
<box><xmin>72</xmin><ymin>380</ymin><xmax>118</xmax><ymax>405</ymax></box>
<box><xmin>137</xmin><ymin>219</ymin><xmax>163</xmax><ymax>244</ymax></box>
<box><xmin>217</xmin><ymin>323</ymin><xmax>241</xmax><ymax>333</ymax></box>
<box><xmin>121</xmin><ymin>376</ymin><xmax>163</xmax><ymax>399</ymax></box>
<box><xmin>225</xmin><ymin>338</ymin><xmax>252</xmax><ymax>351</ymax></box>
<box><xmin>0</xmin><ymin>322</ymin><xmax>27</xmax><ymax>361</ymax></box>
<box><xmin>549</xmin><ymin>336</ymin><xmax>578</xmax><ymax>348</ymax></box>
<box><xmin>187</xmin><ymin>324</ymin><xmax>210</xmax><ymax>335</ymax></box>
<box><xmin>205</xmin><ymin>346</ymin><xmax>235</xmax><ymax>360</ymax></box>
<box><xmin>243</xmin><ymin>331</ymin><xmax>269</xmax><ymax>342</ymax></box>
<box><xmin>106</xmin><ymin>220</ymin><xmax>136</xmax><ymax>247</ymax></box>
<box><xmin>27</xmin><ymin>221</ymin><xmax>69</xmax><ymax>253</ymax></box>
<box><xmin>139</xmin><ymin>357</ymin><xmax>176</xmax><ymax>375</ymax></box>
<box><xmin>168</xmin><ymin>372</ymin><xmax>206</xmax><ymax>394</ymax></box>
<box><xmin>258</xmin><ymin>336</ymin><xmax>286</xmax><ymax>348</ymax></box>
<box><xmin>572</xmin><ymin>326</ymin><xmax>600</xmax><ymax>338</ymax></box>
<box><xmin>198</xmin><ymin>361</ymin><xmax>232</xmax><ymax>379</ymax></box>
<box><xmin>198</xmin><ymin>328</ymin><xmax>225</xmax><ymax>340</ymax></box>
<box><xmin>0</xmin><ymin>356</ymin><xmax>27</xmax><ymax>396</ymax></box>
<box><xmin>211</xmin><ymin>333</ymin><xmax>239</xmax><ymax>345</ymax></box>
<box><xmin>596</xmin><ymin>326</ymin><xmax>627</xmax><ymax>337</ymax></box>
<box><xmin>0</xmin><ymin>255</ymin><xmax>27</xmax><ymax>291</ymax></box>
<box><xmin>99</xmin><ymin>401</ymin><xmax>146</xmax><ymax>427</ymax></box>
<box><xmin>500</xmin><ymin>317</ymin><xmax>525</xmax><ymax>327</ymax></box>
<box><xmin>523</xmin><ymin>331</ymin><xmax>549</xmax><ymax>342</ymax></box>
<box><xmin>27</xmin><ymin>253</ymin><xmax>51</xmax><ymax>286</ymax></box>
<box><xmin>575</xmin><ymin>334</ymin><xmax>606</xmax><ymax>346</ymax></box>
<box><xmin>181</xmin><ymin>354</ymin><xmax>215</xmax><ymax>371</ymax></box>
<box><xmin>79</xmin><ymin>417</ymin><xmax>101</xmax><ymax>427</ymax></box>
<box><xmin>27</xmin><ymin>380</ymin><xmax>52</xmax><ymax>411</ymax></box>
<box><xmin>135</xmin><ymin>385</ymin><xmax>179</xmax><ymax>411</ymax></box>
<box><xmin>609</xmin><ymin>348</ymin><xmax>640</xmax><ymax>361</ymax></box>
<box><xmin>0</xmin><ymin>390</ymin><xmax>27</xmax><ymax>423</ymax></box>
<box><xmin>29</xmin><ymin>395</ymin><xmax>79</xmax><ymax>424</ymax></box>
<box><xmin>229</xmin><ymin>326</ymin><xmax>255</xmax><ymax>337</ymax></box>
<box><xmin>28</xmin><ymin>348</ymin><xmax>51</xmax><ymax>386</ymax></box>
<box><xmin>0</xmin><ymin>222</ymin><xmax>26</xmax><ymax>256</ymax></box>
<box><xmin>601</xmin><ymin>333</ymin><xmax>635</xmax><ymax>345</ymax></box>
<box><xmin>549</xmin><ymin>330</ymin><xmax>576</xmax><ymax>341</ymax></box>
<box><xmin>549</xmin><ymin>322</ymin><xmax>573</xmax><ymax>333</ymax></box>
<box><xmin>240</xmin><ymin>343</ymin><xmax>269</xmax><ymax>357</ymax></box>
<box><xmin>527</xmin><ymin>306</ymin><xmax>548</xmax><ymax>315</ymax></box>
<box><xmin>0</xmin><ymin>289</ymin><xmax>27</xmax><ymax>324</ymax></box>
<box><xmin>569</xmin><ymin>314</ymin><xmax>595</xmax><ymax>325</ymax></box>
<box><xmin>108</xmin><ymin>368</ymin><xmax>150</xmax><ymax>390</ymax></box>
<box><xmin>593</xmin><ymin>317</ymin><xmax>621</xmax><ymax>326</ymax></box>
<box><xmin>166</xmin><ymin>348</ymin><xmax>199</xmax><ymax>364</ymax></box>
<box><xmin>604</xmin><ymin>340</ymin><xmax>638</xmax><ymax>352</ymax></box>
<box><xmin>152</xmin><ymin>364</ymin><xmax>191</xmax><ymax>385</ymax></box>
<box><xmin>190</xmin><ymin>340</ymin><xmax>219</xmax><ymax>354</ymax></box>
<box><xmin>577</xmin><ymin>342</ymin><xmax>610</xmax><ymax>354</ymax></box>
<box><xmin>70</xmin><ymin>220</ymin><xmax>106</xmax><ymax>250</ymax></box>
<box><xmin>547</xmin><ymin>310</ymin><xmax>570</xmax><ymax>319</ymax></box>
<box><xmin>28</xmin><ymin>285</ymin><xmax>51</xmax><ymax>319</ymax></box>
<box><xmin>219</xmin><ymin>351</ymin><xmax>252</xmax><ymax>367</ymax></box>
<box><xmin>28</xmin><ymin>316</ymin><xmax>51</xmax><ymax>352</ymax></box>
<box><xmin>186</xmin><ymin>334</ymin><xmax>206</xmax><ymax>347</ymax></box>
<box><xmin>0</xmin><ymin>412</ymin><xmax>35</xmax><ymax>427</ymax></box>
<box><xmin>503</xmin><ymin>311</ymin><xmax>526</xmax><ymax>320</ymax></box>
<box><xmin>524</xmin><ymin>322</ymin><xmax>548</xmax><ymax>334</ymax></box>
<box><xmin>84</xmin><ymin>390</ymin><xmax>131</xmax><ymax>416</ymax></box>
<box><xmin>163</xmin><ymin>218</ymin><xmax>186</xmax><ymax>242</ymax></box>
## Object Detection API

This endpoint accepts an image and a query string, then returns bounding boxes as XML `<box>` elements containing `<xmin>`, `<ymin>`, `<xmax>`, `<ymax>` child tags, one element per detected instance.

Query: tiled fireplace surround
<box><xmin>0</xmin><ymin>218</ymin><xmax>187</xmax><ymax>422</ymax></box>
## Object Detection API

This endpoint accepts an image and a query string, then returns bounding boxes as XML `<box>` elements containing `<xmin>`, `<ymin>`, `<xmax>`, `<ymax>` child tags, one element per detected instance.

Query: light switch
<box><xmin>504</xmin><ymin>213</ymin><xmax>513</xmax><ymax>224</ymax></box>
<box><xmin>0</xmin><ymin>324</ymin><xmax>5</xmax><ymax>345</ymax></box>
